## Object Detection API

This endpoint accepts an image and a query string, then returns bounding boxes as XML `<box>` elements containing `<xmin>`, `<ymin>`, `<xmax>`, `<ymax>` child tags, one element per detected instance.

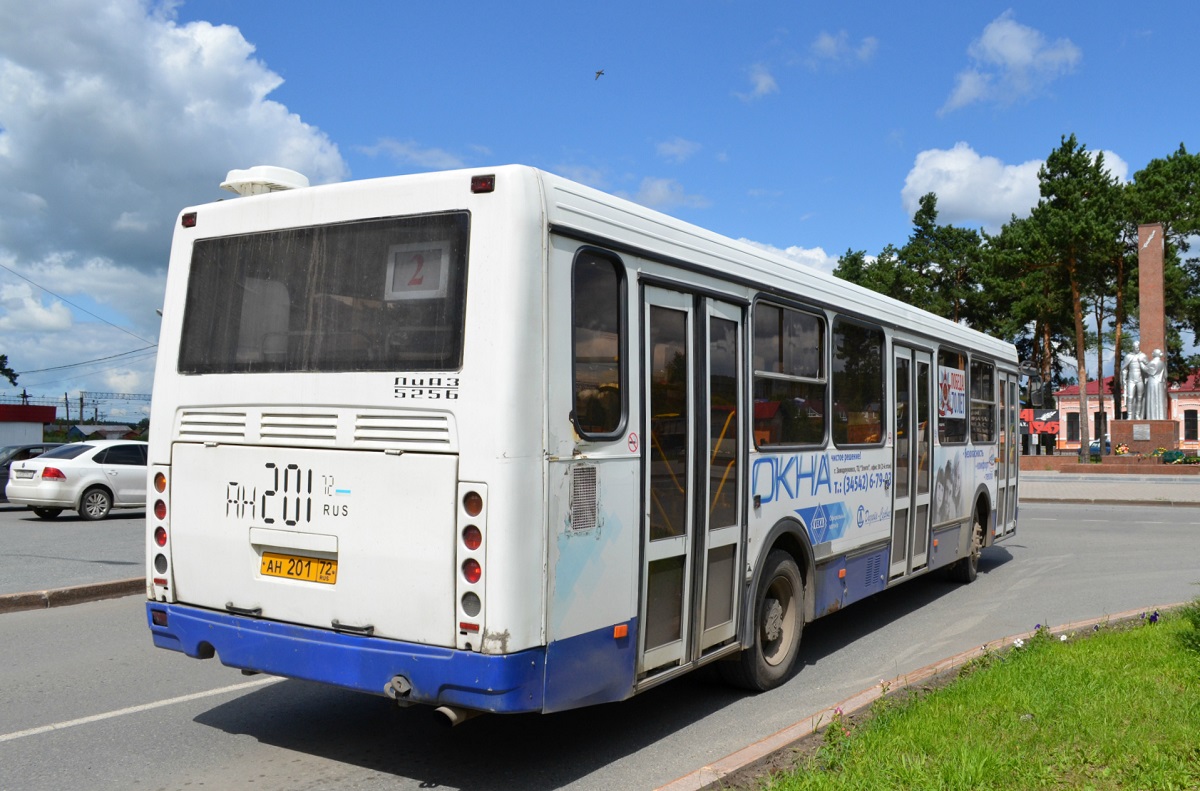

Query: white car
<box><xmin>5</xmin><ymin>439</ymin><xmax>148</xmax><ymax>520</ymax></box>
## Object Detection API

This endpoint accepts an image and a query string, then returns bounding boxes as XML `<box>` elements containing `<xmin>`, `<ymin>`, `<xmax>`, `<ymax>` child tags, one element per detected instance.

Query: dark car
<box><xmin>0</xmin><ymin>443</ymin><xmax>63</xmax><ymax>502</ymax></box>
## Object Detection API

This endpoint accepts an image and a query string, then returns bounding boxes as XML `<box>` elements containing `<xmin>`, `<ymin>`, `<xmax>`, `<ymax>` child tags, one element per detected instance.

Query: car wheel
<box><xmin>79</xmin><ymin>487</ymin><xmax>113</xmax><ymax>521</ymax></box>
<box><xmin>33</xmin><ymin>507</ymin><xmax>63</xmax><ymax>519</ymax></box>
<box><xmin>719</xmin><ymin>549</ymin><xmax>805</xmax><ymax>691</ymax></box>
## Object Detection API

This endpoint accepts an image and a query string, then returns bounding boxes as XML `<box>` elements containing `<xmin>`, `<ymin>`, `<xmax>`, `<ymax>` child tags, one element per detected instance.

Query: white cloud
<box><xmin>0</xmin><ymin>0</ymin><xmax>347</xmax><ymax>399</ymax></box>
<box><xmin>1096</xmin><ymin>149</ymin><xmax>1130</xmax><ymax>183</ymax></box>
<box><xmin>656</xmin><ymin>136</ymin><xmax>702</xmax><ymax>164</ymax></box>
<box><xmin>0</xmin><ymin>0</ymin><xmax>346</xmax><ymax>272</ymax></box>
<box><xmin>808</xmin><ymin>30</ymin><xmax>878</xmax><ymax>67</ymax></box>
<box><xmin>737</xmin><ymin>64</ymin><xmax>779</xmax><ymax>101</ymax></box>
<box><xmin>902</xmin><ymin>142</ymin><xmax>1042</xmax><ymax>229</ymax></box>
<box><xmin>102</xmin><ymin>369</ymin><xmax>145</xmax><ymax>393</ymax></box>
<box><xmin>553</xmin><ymin>164</ymin><xmax>609</xmax><ymax>190</ymax></box>
<box><xmin>0</xmin><ymin>281</ymin><xmax>73</xmax><ymax>331</ymax></box>
<box><xmin>113</xmin><ymin>211</ymin><xmax>151</xmax><ymax>233</ymax></box>
<box><xmin>940</xmin><ymin>11</ymin><xmax>1081</xmax><ymax>114</ymax></box>
<box><xmin>358</xmin><ymin>138</ymin><xmax>465</xmax><ymax>170</ymax></box>
<box><xmin>738</xmin><ymin>239</ymin><xmax>839</xmax><ymax>275</ymax></box>
<box><xmin>902</xmin><ymin>142</ymin><xmax>1132</xmax><ymax>230</ymax></box>
<box><xmin>630</xmin><ymin>177</ymin><xmax>711</xmax><ymax>210</ymax></box>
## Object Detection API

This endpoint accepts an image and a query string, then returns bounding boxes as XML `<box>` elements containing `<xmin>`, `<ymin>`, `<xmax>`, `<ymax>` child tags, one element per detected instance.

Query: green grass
<box><xmin>759</xmin><ymin>604</ymin><xmax>1200</xmax><ymax>790</ymax></box>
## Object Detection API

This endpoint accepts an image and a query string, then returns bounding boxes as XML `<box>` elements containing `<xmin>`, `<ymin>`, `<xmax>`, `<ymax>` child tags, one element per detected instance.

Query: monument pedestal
<box><xmin>1110</xmin><ymin>419</ymin><xmax>1179</xmax><ymax>455</ymax></box>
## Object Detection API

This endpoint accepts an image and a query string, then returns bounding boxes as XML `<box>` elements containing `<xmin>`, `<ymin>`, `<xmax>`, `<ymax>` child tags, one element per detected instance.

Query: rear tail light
<box><xmin>150</xmin><ymin>468</ymin><xmax>170</xmax><ymax>594</ymax></box>
<box><xmin>456</xmin><ymin>484</ymin><xmax>487</xmax><ymax>648</ymax></box>
<box><xmin>41</xmin><ymin>467</ymin><xmax>66</xmax><ymax>480</ymax></box>
<box><xmin>470</xmin><ymin>174</ymin><xmax>495</xmax><ymax>194</ymax></box>
<box><xmin>462</xmin><ymin>559</ymin><xmax>482</xmax><ymax>584</ymax></box>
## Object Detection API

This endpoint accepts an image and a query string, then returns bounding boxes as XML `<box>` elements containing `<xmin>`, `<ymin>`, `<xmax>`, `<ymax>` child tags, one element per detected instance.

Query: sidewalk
<box><xmin>1019</xmin><ymin>471</ymin><xmax>1200</xmax><ymax>507</ymax></box>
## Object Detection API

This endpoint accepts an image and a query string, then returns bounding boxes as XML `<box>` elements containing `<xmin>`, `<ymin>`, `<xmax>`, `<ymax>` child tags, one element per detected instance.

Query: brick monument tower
<box><xmin>1110</xmin><ymin>223</ymin><xmax>1179</xmax><ymax>454</ymax></box>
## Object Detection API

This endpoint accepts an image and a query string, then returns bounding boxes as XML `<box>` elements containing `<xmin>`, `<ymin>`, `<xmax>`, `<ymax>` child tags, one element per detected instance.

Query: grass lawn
<box><xmin>743</xmin><ymin>603</ymin><xmax>1200</xmax><ymax>790</ymax></box>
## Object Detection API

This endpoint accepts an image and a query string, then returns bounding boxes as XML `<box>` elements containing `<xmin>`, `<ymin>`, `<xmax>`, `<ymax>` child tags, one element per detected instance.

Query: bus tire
<box><xmin>720</xmin><ymin>549</ymin><xmax>804</xmax><ymax>691</ymax></box>
<box><xmin>950</xmin><ymin>517</ymin><xmax>983</xmax><ymax>584</ymax></box>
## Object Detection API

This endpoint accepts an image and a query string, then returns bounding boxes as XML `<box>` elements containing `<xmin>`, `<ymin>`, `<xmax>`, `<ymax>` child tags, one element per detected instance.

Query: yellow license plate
<box><xmin>260</xmin><ymin>552</ymin><xmax>337</xmax><ymax>585</ymax></box>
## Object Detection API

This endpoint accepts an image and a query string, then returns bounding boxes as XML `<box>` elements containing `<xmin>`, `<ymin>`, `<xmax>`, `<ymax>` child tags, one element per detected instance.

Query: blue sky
<box><xmin>1</xmin><ymin>1</ymin><xmax>1197</xmax><ymax>418</ymax></box>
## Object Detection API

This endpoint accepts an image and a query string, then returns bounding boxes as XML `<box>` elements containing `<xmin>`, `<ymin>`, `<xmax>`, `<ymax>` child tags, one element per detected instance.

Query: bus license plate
<box><xmin>260</xmin><ymin>552</ymin><xmax>337</xmax><ymax>585</ymax></box>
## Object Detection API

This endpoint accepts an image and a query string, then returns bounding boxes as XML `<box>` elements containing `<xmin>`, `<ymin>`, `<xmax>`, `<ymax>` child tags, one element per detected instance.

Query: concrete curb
<box><xmin>658</xmin><ymin>603</ymin><xmax>1185</xmax><ymax>791</ymax></box>
<box><xmin>0</xmin><ymin>578</ymin><xmax>144</xmax><ymax>614</ymax></box>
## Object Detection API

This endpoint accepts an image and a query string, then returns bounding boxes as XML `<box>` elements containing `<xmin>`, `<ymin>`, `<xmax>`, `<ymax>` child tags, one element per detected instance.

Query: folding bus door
<box><xmin>889</xmin><ymin>346</ymin><xmax>932</xmax><ymax>578</ymax></box>
<box><xmin>639</xmin><ymin>286</ymin><xmax>744</xmax><ymax>679</ymax></box>
<box><xmin>996</xmin><ymin>372</ymin><xmax>1019</xmax><ymax>537</ymax></box>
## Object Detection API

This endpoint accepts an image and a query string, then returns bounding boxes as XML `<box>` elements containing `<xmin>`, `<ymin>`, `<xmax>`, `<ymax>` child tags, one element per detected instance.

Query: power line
<box><xmin>0</xmin><ymin>261</ymin><xmax>156</xmax><ymax>345</ymax></box>
<box><xmin>19</xmin><ymin>350</ymin><xmax>159</xmax><ymax>390</ymax></box>
<box><xmin>15</xmin><ymin>345</ymin><xmax>158</xmax><ymax>375</ymax></box>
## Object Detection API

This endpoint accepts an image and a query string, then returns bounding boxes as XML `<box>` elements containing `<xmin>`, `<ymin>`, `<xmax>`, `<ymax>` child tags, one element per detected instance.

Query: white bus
<box><xmin>146</xmin><ymin>165</ymin><xmax>1020</xmax><ymax>719</ymax></box>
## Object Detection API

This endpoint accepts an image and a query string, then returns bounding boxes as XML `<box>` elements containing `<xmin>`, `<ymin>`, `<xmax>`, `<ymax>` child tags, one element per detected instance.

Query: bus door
<box><xmin>996</xmin><ymin>373</ymin><xmax>1019</xmax><ymax>537</ymax></box>
<box><xmin>889</xmin><ymin>346</ymin><xmax>932</xmax><ymax>578</ymax></box>
<box><xmin>639</xmin><ymin>286</ymin><xmax>744</xmax><ymax>678</ymax></box>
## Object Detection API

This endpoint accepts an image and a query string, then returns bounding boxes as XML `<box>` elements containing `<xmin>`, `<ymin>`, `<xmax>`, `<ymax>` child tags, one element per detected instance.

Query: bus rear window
<box><xmin>178</xmin><ymin>212</ymin><xmax>469</xmax><ymax>373</ymax></box>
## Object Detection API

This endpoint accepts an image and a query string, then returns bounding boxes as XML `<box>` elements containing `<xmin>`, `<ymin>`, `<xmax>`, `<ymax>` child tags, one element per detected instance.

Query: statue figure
<box><xmin>1120</xmin><ymin>341</ymin><xmax>1147</xmax><ymax>419</ymax></box>
<box><xmin>1142</xmin><ymin>348</ymin><xmax>1167</xmax><ymax>420</ymax></box>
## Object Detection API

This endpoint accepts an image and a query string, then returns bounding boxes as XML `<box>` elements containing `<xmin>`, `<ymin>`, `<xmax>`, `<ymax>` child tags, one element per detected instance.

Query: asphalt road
<box><xmin>0</xmin><ymin>503</ymin><xmax>143</xmax><ymax>595</ymax></box>
<box><xmin>1</xmin><ymin>501</ymin><xmax>1197</xmax><ymax>790</ymax></box>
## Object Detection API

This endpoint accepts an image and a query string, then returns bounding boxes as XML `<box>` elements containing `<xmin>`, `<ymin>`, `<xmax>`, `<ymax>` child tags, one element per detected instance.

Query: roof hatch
<box><xmin>220</xmin><ymin>166</ymin><xmax>310</xmax><ymax>197</ymax></box>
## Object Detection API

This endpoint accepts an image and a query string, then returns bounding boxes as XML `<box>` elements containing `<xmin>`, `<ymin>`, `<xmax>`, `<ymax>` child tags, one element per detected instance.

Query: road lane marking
<box><xmin>0</xmin><ymin>676</ymin><xmax>283</xmax><ymax>743</ymax></box>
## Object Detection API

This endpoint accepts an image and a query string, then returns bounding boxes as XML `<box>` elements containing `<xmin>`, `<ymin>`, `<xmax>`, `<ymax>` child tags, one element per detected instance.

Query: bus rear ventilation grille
<box><xmin>354</xmin><ymin>413</ymin><xmax>453</xmax><ymax>446</ymax></box>
<box><xmin>178</xmin><ymin>410</ymin><xmax>248</xmax><ymax>441</ymax></box>
<box><xmin>261</xmin><ymin>412</ymin><xmax>338</xmax><ymax>441</ymax></box>
<box><xmin>570</xmin><ymin>465</ymin><xmax>598</xmax><ymax>531</ymax></box>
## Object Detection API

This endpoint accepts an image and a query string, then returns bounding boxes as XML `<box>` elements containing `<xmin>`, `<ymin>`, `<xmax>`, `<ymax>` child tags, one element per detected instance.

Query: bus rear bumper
<box><xmin>146</xmin><ymin>602</ymin><xmax>546</xmax><ymax>713</ymax></box>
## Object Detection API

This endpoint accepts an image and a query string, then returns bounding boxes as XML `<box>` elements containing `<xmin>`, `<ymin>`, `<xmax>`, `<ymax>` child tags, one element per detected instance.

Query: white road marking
<box><xmin>0</xmin><ymin>676</ymin><xmax>283</xmax><ymax>743</ymax></box>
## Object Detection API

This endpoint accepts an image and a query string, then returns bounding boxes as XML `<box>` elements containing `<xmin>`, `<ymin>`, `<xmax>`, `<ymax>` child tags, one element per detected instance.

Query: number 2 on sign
<box><xmin>407</xmin><ymin>254</ymin><xmax>425</xmax><ymax>286</ymax></box>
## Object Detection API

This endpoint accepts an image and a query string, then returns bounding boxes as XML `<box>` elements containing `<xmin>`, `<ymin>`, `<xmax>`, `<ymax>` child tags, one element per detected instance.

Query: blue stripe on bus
<box><xmin>543</xmin><ymin>618</ymin><xmax>637</xmax><ymax>712</ymax></box>
<box><xmin>146</xmin><ymin>603</ymin><xmax>545</xmax><ymax>713</ymax></box>
<box><xmin>814</xmin><ymin>547</ymin><xmax>890</xmax><ymax>617</ymax></box>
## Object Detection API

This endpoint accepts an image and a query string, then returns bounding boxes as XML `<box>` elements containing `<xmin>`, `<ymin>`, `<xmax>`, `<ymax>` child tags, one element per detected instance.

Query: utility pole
<box><xmin>64</xmin><ymin>392</ymin><xmax>70</xmax><ymax>422</ymax></box>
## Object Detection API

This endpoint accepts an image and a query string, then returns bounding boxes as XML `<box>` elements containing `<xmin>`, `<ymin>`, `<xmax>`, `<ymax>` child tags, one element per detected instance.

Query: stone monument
<box><xmin>1120</xmin><ymin>340</ymin><xmax>1147</xmax><ymax>418</ymax></box>
<box><xmin>1109</xmin><ymin>223</ymin><xmax>1179</xmax><ymax>454</ymax></box>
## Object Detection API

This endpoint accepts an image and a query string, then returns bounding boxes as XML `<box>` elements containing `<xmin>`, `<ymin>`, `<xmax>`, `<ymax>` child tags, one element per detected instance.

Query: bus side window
<box><xmin>970</xmin><ymin>360</ymin><xmax>996</xmax><ymax>442</ymax></box>
<box><xmin>831</xmin><ymin>319</ymin><xmax>884</xmax><ymax>446</ymax></box>
<box><xmin>752</xmin><ymin>302</ymin><xmax>826</xmax><ymax>446</ymax></box>
<box><xmin>571</xmin><ymin>251</ymin><xmax>624</xmax><ymax>438</ymax></box>
<box><xmin>937</xmin><ymin>348</ymin><xmax>968</xmax><ymax>444</ymax></box>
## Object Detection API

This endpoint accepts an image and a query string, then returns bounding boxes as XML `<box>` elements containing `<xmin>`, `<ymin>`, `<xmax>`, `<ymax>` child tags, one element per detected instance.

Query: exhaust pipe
<box><xmin>435</xmin><ymin>705</ymin><xmax>482</xmax><ymax>727</ymax></box>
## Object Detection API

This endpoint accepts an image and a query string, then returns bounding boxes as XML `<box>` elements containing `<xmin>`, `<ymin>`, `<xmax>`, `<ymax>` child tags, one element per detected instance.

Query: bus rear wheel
<box><xmin>950</xmin><ymin>517</ymin><xmax>983</xmax><ymax>583</ymax></box>
<box><xmin>721</xmin><ymin>550</ymin><xmax>804</xmax><ymax>691</ymax></box>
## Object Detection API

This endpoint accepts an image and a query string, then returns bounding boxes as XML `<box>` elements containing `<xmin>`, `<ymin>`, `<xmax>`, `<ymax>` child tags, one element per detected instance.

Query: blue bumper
<box><xmin>146</xmin><ymin>602</ymin><xmax>546</xmax><ymax>713</ymax></box>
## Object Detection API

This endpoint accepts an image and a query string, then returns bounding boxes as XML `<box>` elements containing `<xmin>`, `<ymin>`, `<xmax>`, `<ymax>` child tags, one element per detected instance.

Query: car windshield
<box><xmin>38</xmin><ymin>444</ymin><xmax>92</xmax><ymax>460</ymax></box>
<box><xmin>0</xmin><ymin>447</ymin><xmax>18</xmax><ymax>464</ymax></box>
